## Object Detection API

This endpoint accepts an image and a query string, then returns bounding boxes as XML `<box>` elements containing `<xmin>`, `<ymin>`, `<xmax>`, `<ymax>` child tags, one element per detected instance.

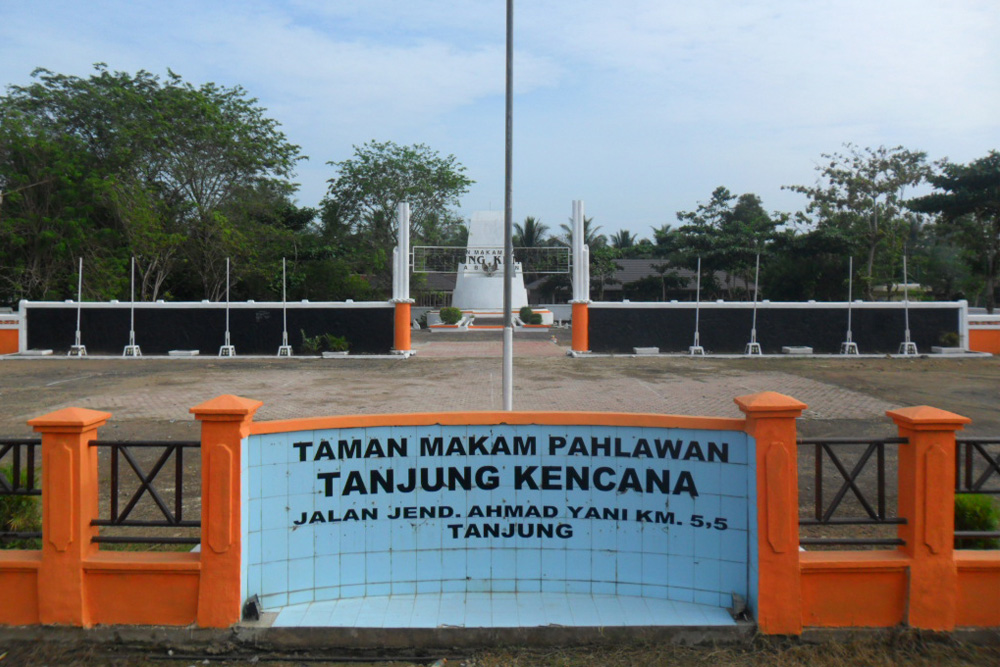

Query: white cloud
<box><xmin>1</xmin><ymin>0</ymin><xmax>997</xmax><ymax>230</ymax></box>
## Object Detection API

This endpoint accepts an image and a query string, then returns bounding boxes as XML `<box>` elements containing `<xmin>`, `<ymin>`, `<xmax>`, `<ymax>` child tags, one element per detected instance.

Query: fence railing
<box><xmin>89</xmin><ymin>440</ymin><xmax>202</xmax><ymax>545</ymax></box>
<box><xmin>0</xmin><ymin>438</ymin><xmax>42</xmax><ymax>543</ymax></box>
<box><xmin>955</xmin><ymin>437</ymin><xmax>1000</xmax><ymax>543</ymax></box>
<box><xmin>797</xmin><ymin>436</ymin><xmax>908</xmax><ymax>547</ymax></box>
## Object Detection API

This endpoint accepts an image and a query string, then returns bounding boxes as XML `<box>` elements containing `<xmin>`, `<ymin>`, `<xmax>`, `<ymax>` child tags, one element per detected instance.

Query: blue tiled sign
<box><xmin>243</xmin><ymin>424</ymin><xmax>754</xmax><ymax>611</ymax></box>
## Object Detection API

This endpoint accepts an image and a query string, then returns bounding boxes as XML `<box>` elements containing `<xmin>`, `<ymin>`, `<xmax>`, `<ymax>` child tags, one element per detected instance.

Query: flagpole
<box><xmin>502</xmin><ymin>0</ymin><xmax>514</xmax><ymax>411</ymax></box>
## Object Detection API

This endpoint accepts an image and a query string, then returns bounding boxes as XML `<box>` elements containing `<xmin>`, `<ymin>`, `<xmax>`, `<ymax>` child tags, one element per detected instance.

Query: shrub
<box><xmin>955</xmin><ymin>494</ymin><xmax>1000</xmax><ymax>549</ymax></box>
<box><xmin>300</xmin><ymin>330</ymin><xmax>349</xmax><ymax>354</ymax></box>
<box><xmin>440</xmin><ymin>306</ymin><xmax>463</xmax><ymax>325</ymax></box>
<box><xmin>0</xmin><ymin>466</ymin><xmax>41</xmax><ymax>550</ymax></box>
<box><xmin>939</xmin><ymin>331</ymin><xmax>960</xmax><ymax>347</ymax></box>
<box><xmin>300</xmin><ymin>329</ymin><xmax>322</xmax><ymax>355</ymax></box>
<box><xmin>530</xmin><ymin>313</ymin><xmax>543</xmax><ymax>325</ymax></box>
<box><xmin>322</xmin><ymin>334</ymin><xmax>349</xmax><ymax>352</ymax></box>
<box><xmin>519</xmin><ymin>305</ymin><xmax>534</xmax><ymax>321</ymax></box>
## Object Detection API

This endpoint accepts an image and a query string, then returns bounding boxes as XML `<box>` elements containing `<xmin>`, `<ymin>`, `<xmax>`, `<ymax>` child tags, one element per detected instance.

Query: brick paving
<box><xmin>2</xmin><ymin>351</ymin><xmax>899</xmax><ymax>429</ymax></box>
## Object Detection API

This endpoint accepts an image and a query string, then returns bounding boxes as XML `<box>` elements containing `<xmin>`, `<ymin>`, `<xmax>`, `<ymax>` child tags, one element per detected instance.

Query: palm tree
<box><xmin>513</xmin><ymin>216</ymin><xmax>549</xmax><ymax>247</ymax></box>
<box><xmin>610</xmin><ymin>229</ymin><xmax>637</xmax><ymax>249</ymax></box>
<box><xmin>559</xmin><ymin>216</ymin><xmax>606</xmax><ymax>248</ymax></box>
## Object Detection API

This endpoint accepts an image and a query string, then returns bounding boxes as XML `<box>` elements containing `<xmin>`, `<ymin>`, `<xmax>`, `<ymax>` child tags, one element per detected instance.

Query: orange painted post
<box><xmin>394</xmin><ymin>301</ymin><xmax>412</xmax><ymax>352</ymax></box>
<box><xmin>571</xmin><ymin>302</ymin><xmax>589</xmax><ymax>352</ymax></box>
<box><xmin>735</xmin><ymin>391</ymin><xmax>807</xmax><ymax>635</ymax></box>
<box><xmin>190</xmin><ymin>394</ymin><xmax>262</xmax><ymax>628</ymax></box>
<box><xmin>28</xmin><ymin>407</ymin><xmax>111</xmax><ymax>626</ymax></box>
<box><xmin>887</xmin><ymin>405</ymin><xmax>970</xmax><ymax>631</ymax></box>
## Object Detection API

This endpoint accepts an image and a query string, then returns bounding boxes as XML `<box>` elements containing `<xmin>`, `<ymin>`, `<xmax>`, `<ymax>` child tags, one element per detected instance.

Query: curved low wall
<box><xmin>588</xmin><ymin>301</ymin><xmax>966</xmax><ymax>354</ymax></box>
<box><xmin>245</xmin><ymin>412</ymin><xmax>753</xmax><ymax>612</ymax></box>
<box><xmin>20</xmin><ymin>301</ymin><xmax>395</xmax><ymax>355</ymax></box>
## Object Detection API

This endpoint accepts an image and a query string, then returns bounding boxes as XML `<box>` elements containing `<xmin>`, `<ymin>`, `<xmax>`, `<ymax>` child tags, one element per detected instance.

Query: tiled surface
<box><xmin>16</xmin><ymin>357</ymin><xmax>902</xmax><ymax>424</ymax></box>
<box><xmin>244</xmin><ymin>426</ymin><xmax>751</xmax><ymax>612</ymax></box>
<box><xmin>271</xmin><ymin>592</ymin><xmax>737</xmax><ymax>628</ymax></box>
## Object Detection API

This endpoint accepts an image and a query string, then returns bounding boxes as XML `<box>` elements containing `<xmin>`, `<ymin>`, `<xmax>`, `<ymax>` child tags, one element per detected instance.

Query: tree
<box><xmin>610</xmin><ymin>229</ymin><xmax>637</xmax><ymax>249</ymax></box>
<box><xmin>323</xmin><ymin>140</ymin><xmax>473</xmax><ymax>255</ymax></box>
<box><xmin>0</xmin><ymin>64</ymin><xmax>306</xmax><ymax>302</ymax></box>
<box><xmin>675</xmin><ymin>187</ymin><xmax>782</xmax><ymax>299</ymax></box>
<box><xmin>514</xmin><ymin>216</ymin><xmax>549</xmax><ymax>247</ymax></box>
<box><xmin>908</xmin><ymin>151</ymin><xmax>1000</xmax><ymax>312</ymax></box>
<box><xmin>589</xmin><ymin>245</ymin><xmax>622</xmax><ymax>300</ymax></box>
<box><xmin>785</xmin><ymin>144</ymin><xmax>931</xmax><ymax>300</ymax></box>
<box><xmin>559</xmin><ymin>215</ymin><xmax>606</xmax><ymax>248</ymax></box>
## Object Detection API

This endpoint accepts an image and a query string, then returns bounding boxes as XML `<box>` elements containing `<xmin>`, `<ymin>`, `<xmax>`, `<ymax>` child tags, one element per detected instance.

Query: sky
<box><xmin>1</xmin><ymin>0</ymin><xmax>998</xmax><ymax>238</ymax></box>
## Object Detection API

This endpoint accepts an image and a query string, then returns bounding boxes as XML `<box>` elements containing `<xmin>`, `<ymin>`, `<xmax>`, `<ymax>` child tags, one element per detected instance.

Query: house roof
<box><xmin>603</xmin><ymin>259</ymin><xmax>747</xmax><ymax>292</ymax></box>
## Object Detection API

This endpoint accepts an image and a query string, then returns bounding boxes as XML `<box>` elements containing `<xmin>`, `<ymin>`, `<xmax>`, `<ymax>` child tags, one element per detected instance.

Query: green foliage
<box><xmin>610</xmin><ymin>229</ymin><xmax>637</xmax><ymax>249</ymax></box>
<box><xmin>784</xmin><ymin>144</ymin><xmax>931</xmax><ymax>301</ymax></box>
<box><xmin>908</xmin><ymin>151</ymin><xmax>1000</xmax><ymax>313</ymax></box>
<box><xmin>517</xmin><ymin>305</ymin><xmax>542</xmax><ymax>325</ymax></box>
<box><xmin>939</xmin><ymin>331</ymin><xmax>960</xmax><ymax>347</ymax></box>
<box><xmin>674</xmin><ymin>187</ymin><xmax>783</xmax><ymax>300</ymax></box>
<box><xmin>955</xmin><ymin>494</ymin><xmax>1000</xmax><ymax>549</ymax></box>
<box><xmin>322</xmin><ymin>140</ymin><xmax>473</xmax><ymax>290</ymax></box>
<box><xmin>299</xmin><ymin>329</ymin><xmax>349</xmax><ymax>354</ymax></box>
<box><xmin>514</xmin><ymin>216</ymin><xmax>550</xmax><ymax>248</ymax></box>
<box><xmin>439</xmin><ymin>306</ymin><xmax>463</xmax><ymax>325</ymax></box>
<box><xmin>300</xmin><ymin>329</ymin><xmax>322</xmax><ymax>355</ymax></box>
<box><xmin>0</xmin><ymin>64</ymin><xmax>306</xmax><ymax>304</ymax></box>
<box><xmin>322</xmin><ymin>334</ymin><xmax>349</xmax><ymax>352</ymax></box>
<box><xmin>0</xmin><ymin>466</ymin><xmax>41</xmax><ymax>550</ymax></box>
<box><xmin>589</xmin><ymin>245</ymin><xmax>623</xmax><ymax>301</ymax></box>
<box><xmin>559</xmin><ymin>215</ymin><xmax>606</xmax><ymax>248</ymax></box>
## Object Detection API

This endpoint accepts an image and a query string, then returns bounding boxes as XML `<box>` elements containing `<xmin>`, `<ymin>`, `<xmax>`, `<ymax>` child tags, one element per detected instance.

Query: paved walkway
<box><xmin>2</xmin><ymin>355</ymin><xmax>900</xmax><ymax>431</ymax></box>
<box><xmin>413</xmin><ymin>339</ymin><xmax>566</xmax><ymax>358</ymax></box>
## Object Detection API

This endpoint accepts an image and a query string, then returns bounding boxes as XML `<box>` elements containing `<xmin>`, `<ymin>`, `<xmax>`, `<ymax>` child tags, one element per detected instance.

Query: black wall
<box><xmin>26</xmin><ymin>305</ymin><xmax>395</xmax><ymax>355</ymax></box>
<box><xmin>588</xmin><ymin>305</ymin><xmax>962</xmax><ymax>354</ymax></box>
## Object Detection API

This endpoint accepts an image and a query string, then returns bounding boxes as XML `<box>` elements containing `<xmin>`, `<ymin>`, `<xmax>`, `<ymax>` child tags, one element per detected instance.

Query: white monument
<box><xmin>451</xmin><ymin>211</ymin><xmax>528</xmax><ymax>311</ymax></box>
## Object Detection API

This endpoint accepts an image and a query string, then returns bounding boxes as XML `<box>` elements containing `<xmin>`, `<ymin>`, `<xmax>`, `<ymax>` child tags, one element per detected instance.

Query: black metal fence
<box><xmin>955</xmin><ymin>437</ymin><xmax>1000</xmax><ymax>545</ymax></box>
<box><xmin>797</xmin><ymin>437</ymin><xmax>908</xmax><ymax>548</ymax></box>
<box><xmin>89</xmin><ymin>440</ymin><xmax>202</xmax><ymax>545</ymax></box>
<box><xmin>0</xmin><ymin>438</ymin><xmax>42</xmax><ymax>544</ymax></box>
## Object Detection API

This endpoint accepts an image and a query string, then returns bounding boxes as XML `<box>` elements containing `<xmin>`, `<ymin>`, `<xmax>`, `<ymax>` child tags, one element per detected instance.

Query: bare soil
<box><xmin>2</xmin><ymin>631</ymin><xmax>999</xmax><ymax>666</ymax></box>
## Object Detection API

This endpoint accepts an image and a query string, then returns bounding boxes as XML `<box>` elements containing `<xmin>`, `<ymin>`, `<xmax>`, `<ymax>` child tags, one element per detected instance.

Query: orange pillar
<box><xmin>394</xmin><ymin>301</ymin><xmax>412</xmax><ymax>352</ymax></box>
<box><xmin>29</xmin><ymin>406</ymin><xmax>110</xmax><ymax>626</ymax></box>
<box><xmin>190</xmin><ymin>394</ymin><xmax>262</xmax><ymax>628</ymax></box>
<box><xmin>887</xmin><ymin>405</ymin><xmax>969</xmax><ymax>631</ymax></box>
<box><xmin>735</xmin><ymin>391</ymin><xmax>807</xmax><ymax>635</ymax></box>
<box><xmin>571</xmin><ymin>302</ymin><xmax>589</xmax><ymax>352</ymax></box>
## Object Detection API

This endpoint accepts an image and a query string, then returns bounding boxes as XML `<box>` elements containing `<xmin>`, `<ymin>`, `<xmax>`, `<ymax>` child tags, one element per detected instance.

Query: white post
<box><xmin>841</xmin><ymin>257</ymin><xmax>859</xmax><ymax>354</ymax></box>
<box><xmin>745</xmin><ymin>253</ymin><xmax>762</xmax><ymax>355</ymax></box>
<box><xmin>219</xmin><ymin>257</ymin><xmax>236</xmax><ymax>357</ymax></box>
<box><xmin>277</xmin><ymin>257</ymin><xmax>292</xmax><ymax>356</ymax></box>
<box><xmin>130</xmin><ymin>257</ymin><xmax>135</xmax><ymax>340</ymax></box>
<box><xmin>397</xmin><ymin>202</ymin><xmax>410</xmax><ymax>302</ymax></box>
<box><xmin>899</xmin><ymin>249</ymin><xmax>917</xmax><ymax>355</ymax></box>
<box><xmin>690</xmin><ymin>257</ymin><xmax>704</xmax><ymax>355</ymax></box>
<box><xmin>69</xmin><ymin>257</ymin><xmax>86</xmax><ymax>356</ymax></box>
<box><xmin>571</xmin><ymin>200</ymin><xmax>585</xmax><ymax>301</ymax></box>
<box><xmin>123</xmin><ymin>256</ymin><xmax>141</xmax><ymax>356</ymax></box>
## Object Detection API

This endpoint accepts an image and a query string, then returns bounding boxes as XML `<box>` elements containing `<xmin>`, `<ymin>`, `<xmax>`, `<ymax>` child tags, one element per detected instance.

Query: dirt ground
<box><xmin>1</xmin><ymin>631</ymin><xmax>999</xmax><ymax>666</ymax></box>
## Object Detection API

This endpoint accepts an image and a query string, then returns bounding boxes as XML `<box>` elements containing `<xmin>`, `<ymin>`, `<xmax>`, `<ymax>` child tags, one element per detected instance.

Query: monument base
<box><xmin>427</xmin><ymin>308</ymin><xmax>553</xmax><ymax>330</ymax></box>
<box><xmin>269</xmin><ymin>591</ymin><xmax>737</xmax><ymax>629</ymax></box>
